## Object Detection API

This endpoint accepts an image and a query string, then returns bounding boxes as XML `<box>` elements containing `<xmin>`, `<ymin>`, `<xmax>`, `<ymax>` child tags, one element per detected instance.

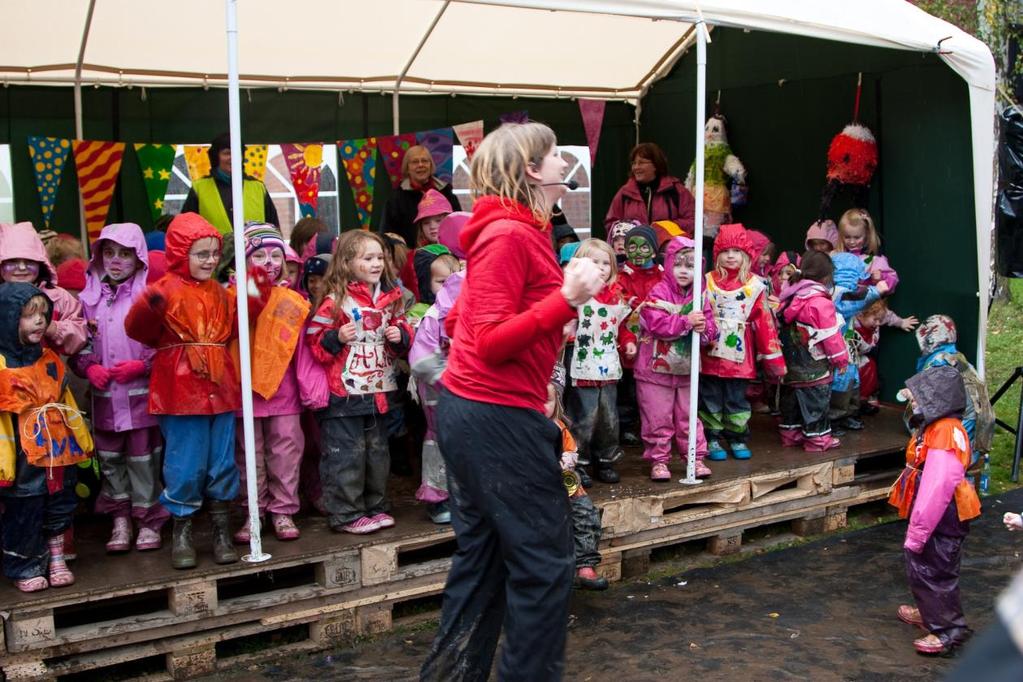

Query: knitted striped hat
<box><xmin>243</xmin><ymin>222</ymin><xmax>286</xmax><ymax>258</ymax></box>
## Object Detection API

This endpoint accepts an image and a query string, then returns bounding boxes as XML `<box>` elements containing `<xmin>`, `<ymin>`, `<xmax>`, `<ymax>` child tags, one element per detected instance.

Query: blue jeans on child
<box><xmin>158</xmin><ymin>413</ymin><xmax>238</xmax><ymax>517</ymax></box>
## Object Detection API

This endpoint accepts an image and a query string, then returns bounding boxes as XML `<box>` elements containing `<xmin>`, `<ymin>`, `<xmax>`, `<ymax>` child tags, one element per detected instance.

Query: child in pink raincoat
<box><xmin>636</xmin><ymin>236</ymin><xmax>718</xmax><ymax>480</ymax></box>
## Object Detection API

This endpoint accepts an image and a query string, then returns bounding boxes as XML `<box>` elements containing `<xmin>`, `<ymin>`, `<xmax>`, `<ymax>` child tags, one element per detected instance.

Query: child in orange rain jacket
<box><xmin>0</xmin><ymin>283</ymin><xmax>93</xmax><ymax>592</ymax></box>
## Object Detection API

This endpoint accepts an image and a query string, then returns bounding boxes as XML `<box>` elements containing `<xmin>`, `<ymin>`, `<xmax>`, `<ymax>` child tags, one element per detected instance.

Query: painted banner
<box><xmin>281</xmin><ymin>143</ymin><xmax>324</xmax><ymax>218</ymax></box>
<box><xmin>244</xmin><ymin>144</ymin><xmax>268</xmax><ymax>182</ymax></box>
<box><xmin>338</xmin><ymin>137</ymin><xmax>378</xmax><ymax>230</ymax></box>
<box><xmin>415</xmin><ymin>128</ymin><xmax>454</xmax><ymax>185</ymax></box>
<box><xmin>579</xmin><ymin>99</ymin><xmax>607</xmax><ymax>165</ymax></box>
<box><xmin>452</xmin><ymin>120</ymin><xmax>484</xmax><ymax>163</ymax></box>
<box><xmin>133</xmin><ymin>143</ymin><xmax>176</xmax><ymax>222</ymax></box>
<box><xmin>72</xmin><ymin>140</ymin><xmax>126</xmax><ymax>242</ymax></box>
<box><xmin>499</xmin><ymin>110</ymin><xmax>529</xmax><ymax>125</ymax></box>
<box><xmin>184</xmin><ymin>145</ymin><xmax>211</xmax><ymax>182</ymax></box>
<box><xmin>27</xmin><ymin>136</ymin><xmax>72</xmax><ymax>228</ymax></box>
<box><xmin>377</xmin><ymin>133</ymin><xmax>416</xmax><ymax>188</ymax></box>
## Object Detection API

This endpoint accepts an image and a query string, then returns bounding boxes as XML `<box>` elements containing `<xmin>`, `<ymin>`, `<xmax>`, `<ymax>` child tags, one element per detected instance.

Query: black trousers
<box><xmin>421</xmin><ymin>390</ymin><xmax>574</xmax><ymax>682</ymax></box>
<box><xmin>1</xmin><ymin>474</ymin><xmax>78</xmax><ymax>580</ymax></box>
<box><xmin>779</xmin><ymin>383</ymin><xmax>832</xmax><ymax>437</ymax></box>
<box><xmin>318</xmin><ymin>413</ymin><xmax>390</xmax><ymax>527</ymax></box>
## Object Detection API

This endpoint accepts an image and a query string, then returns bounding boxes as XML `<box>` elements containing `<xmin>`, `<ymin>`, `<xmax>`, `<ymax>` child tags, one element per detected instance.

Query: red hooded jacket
<box><xmin>125</xmin><ymin>213</ymin><xmax>240</xmax><ymax>415</ymax></box>
<box><xmin>443</xmin><ymin>196</ymin><xmax>576</xmax><ymax>413</ymax></box>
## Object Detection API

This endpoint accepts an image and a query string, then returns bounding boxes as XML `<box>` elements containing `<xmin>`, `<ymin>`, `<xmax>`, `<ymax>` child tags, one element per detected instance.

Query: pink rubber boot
<box><xmin>804</xmin><ymin>434</ymin><xmax>841</xmax><ymax>452</ymax></box>
<box><xmin>779</xmin><ymin>428</ymin><xmax>805</xmax><ymax>447</ymax></box>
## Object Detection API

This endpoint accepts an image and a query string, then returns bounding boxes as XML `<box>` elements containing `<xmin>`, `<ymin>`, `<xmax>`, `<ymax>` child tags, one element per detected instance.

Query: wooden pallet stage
<box><xmin>0</xmin><ymin>407</ymin><xmax>911</xmax><ymax>680</ymax></box>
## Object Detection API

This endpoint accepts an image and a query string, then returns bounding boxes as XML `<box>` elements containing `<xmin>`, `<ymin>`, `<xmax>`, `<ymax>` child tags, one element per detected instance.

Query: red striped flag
<box><xmin>72</xmin><ymin>140</ymin><xmax>125</xmax><ymax>242</ymax></box>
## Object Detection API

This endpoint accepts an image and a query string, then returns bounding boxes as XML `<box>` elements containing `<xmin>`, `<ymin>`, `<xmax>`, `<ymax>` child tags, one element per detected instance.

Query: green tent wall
<box><xmin>0</xmin><ymin>26</ymin><xmax>980</xmax><ymax>399</ymax></box>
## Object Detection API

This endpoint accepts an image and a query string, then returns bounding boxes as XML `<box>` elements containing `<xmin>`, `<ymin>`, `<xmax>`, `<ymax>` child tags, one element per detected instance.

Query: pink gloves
<box><xmin>109</xmin><ymin>360</ymin><xmax>147</xmax><ymax>383</ymax></box>
<box><xmin>85</xmin><ymin>364</ymin><xmax>112</xmax><ymax>390</ymax></box>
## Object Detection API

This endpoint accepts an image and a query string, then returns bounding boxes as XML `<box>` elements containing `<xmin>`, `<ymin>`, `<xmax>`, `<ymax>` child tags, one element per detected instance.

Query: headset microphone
<box><xmin>541</xmin><ymin>180</ymin><xmax>579</xmax><ymax>190</ymax></box>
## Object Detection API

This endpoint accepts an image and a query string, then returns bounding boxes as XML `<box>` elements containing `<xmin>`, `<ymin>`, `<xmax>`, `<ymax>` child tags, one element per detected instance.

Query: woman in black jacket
<box><xmin>381</xmin><ymin>145</ymin><xmax>461</xmax><ymax>247</ymax></box>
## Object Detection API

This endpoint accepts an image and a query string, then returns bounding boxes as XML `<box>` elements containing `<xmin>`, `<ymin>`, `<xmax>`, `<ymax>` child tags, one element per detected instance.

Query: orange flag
<box><xmin>72</xmin><ymin>140</ymin><xmax>126</xmax><ymax>242</ymax></box>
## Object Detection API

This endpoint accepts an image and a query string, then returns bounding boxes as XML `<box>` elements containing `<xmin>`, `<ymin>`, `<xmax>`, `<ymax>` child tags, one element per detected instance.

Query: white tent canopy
<box><xmin>0</xmin><ymin>0</ymin><xmax>996</xmax><ymax>362</ymax></box>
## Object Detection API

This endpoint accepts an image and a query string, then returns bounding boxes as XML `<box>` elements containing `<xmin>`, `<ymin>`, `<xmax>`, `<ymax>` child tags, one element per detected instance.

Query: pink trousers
<box><xmin>234</xmin><ymin>413</ymin><xmax>304</xmax><ymax>515</ymax></box>
<box><xmin>636</xmin><ymin>379</ymin><xmax>707</xmax><ymax>465</ymax></box>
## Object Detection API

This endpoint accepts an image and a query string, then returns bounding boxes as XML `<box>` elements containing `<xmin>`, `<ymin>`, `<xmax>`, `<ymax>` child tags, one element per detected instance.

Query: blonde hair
<box><xmin>21</xmin><ymin>294</ymin><xmax>50</xmax><ymax>318</ymax></box>
<box><xmin>574</xmin><ymin>238</ymin><xmax>617</xmax><ymax>284</ymax></box>
<box><xmin>836</xmin><ymin>208</ymin><xmax>881</xmax><ymax>255</ymax></box>
<box><xmin>401</xmin><ymin>145</ymin><xmax>435</xmax><ymax>180</ymax></box>
<box><xmin>715</xmin><ymin>249</ymin><xmax>751</xmax><ymax>283</ymax></box>
<box><xmin>432</xmin><ymin>254</ymin><xmax>461</xmax><ymax>277</ymax></box>
<box><xmin>469</xmin><ymin>122</ymin><xmax>558</xmax><ymax>225</ymax></box>
<box><xmin>322</xmin><ymin>230</ymin><xmax>396</xmax><ymax>320</ymax></box>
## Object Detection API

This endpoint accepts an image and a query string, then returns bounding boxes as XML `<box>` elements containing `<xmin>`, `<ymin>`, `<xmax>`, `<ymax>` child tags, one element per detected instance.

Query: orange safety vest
<box><xmin>231</xmin><ymin>286</ymin><xmax>310</xmax><ymax>400</ymax></box>
<box><xmin>888</xmin><ymin>417</ymin><xmax>981</xmax><ymax>522</ymax></box>
<box><xmin>0</xmin><ymin>350</ymin><xmax>93</xmax><ymax>475</ymax></box>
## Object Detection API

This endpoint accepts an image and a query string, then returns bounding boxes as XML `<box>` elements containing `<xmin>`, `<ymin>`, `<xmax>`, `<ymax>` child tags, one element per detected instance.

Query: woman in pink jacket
<box><xmin>604</xmin><ymin>143</ymin><xmax>695</xmax><ymax>235</ymax></box>
<box><xmin>70</xmin><ymin>223</ymin><xmax>168</xmax><ymax>552</ymax></box>
<box><xmin>0</xmin><ymin>222</ymin><xmax>87</xmax><ymax>355</ymax></box>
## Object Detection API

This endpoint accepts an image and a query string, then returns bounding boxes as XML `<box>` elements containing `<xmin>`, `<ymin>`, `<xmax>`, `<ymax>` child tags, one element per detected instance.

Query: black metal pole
<box><xmin>1013</xmin><ymin>376</ymin><xmax>1023</xmax><ymax>483</ymax></box>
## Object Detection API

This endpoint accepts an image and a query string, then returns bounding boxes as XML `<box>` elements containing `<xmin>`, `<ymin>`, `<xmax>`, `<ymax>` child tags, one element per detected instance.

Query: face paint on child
<box><xmin>101</xmin><ymin>243</ymin><xmax>139</xmax><ymax>282</ymax></box>
<box><xmin>19</xmin><ymin>299</ymin><xmax>48</xmax><ymax>345</ymax></box>
<box><xmin>248</xmin><ymin>245</ymin><xmax>284</xmax><ymax>282</ymax></box>
<box><xmin>587</xmin><ymin>249</ymin><xmax>613</xmax><ymax>284</ymax></box>
<box><xmin>352</xmin><ymin>240</ymin><xmax>385</xmax><ymax>285</ymax></box>
<box><xmin>188</xmin><ymin>237</ymin><xmax>221</xmax><ymax>282</ymax></box>
<box><xmin>673</xmin><ymin>250</ymin><xmax>696</xmax><ymax>288</ymax></box>
<box><xmin>626</xmin><ymin>236</ymin><xmax>653</xmax><ymax>267</ymax></box>
<box><xmin>2</xmin><ymin>259</ymin><xmax>41</xmax><ymax>284</ymax></box>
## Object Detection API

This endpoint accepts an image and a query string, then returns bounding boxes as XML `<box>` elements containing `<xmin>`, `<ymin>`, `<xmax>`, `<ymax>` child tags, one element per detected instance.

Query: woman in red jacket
<box><xmin>420</xmin><ymin>122</ymin><xmax>602</xmax><ymax>682</ymax></box>
<box><xmin>603</xmin><ymin>142</ymin><xmax>696</xmax><ymax>235</ymax></box>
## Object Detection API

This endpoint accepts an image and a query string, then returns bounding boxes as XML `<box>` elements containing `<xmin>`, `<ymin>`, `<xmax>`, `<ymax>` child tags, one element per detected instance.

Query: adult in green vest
<box><xmin>181</xmin><ymin>133</ymin><xmax>279</xmax><ymax>236</ymax></box>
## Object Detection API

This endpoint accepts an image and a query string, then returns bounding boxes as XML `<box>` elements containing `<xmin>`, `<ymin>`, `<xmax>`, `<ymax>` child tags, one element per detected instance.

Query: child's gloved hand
<box><xmin>246</xmin><ymin>265</ymin><xmax>273</xmax><ymax>319</ymax></box>
<box><xmin>109</xmin><ymin>360</ymin><xmax>146</xmax><ymax>383</ymax></box>
<box><xmin>899</xmin><ymin>316</ymin><xmax>919</xmax><ymax>332</ymax></box>
<box><xmin>85</xmin><ymin>364</ymin><xmax>112</xmax><ymax>390</ymax></box>
<box><xmin>560</xmin><ymin>450</ymin><xmax>578</xmax><ymax>471</ymax></box>
<box><xmin>1004</xmin><ymin>512</ymin><xmax>1023</xmax><ymax>531</ymax></box>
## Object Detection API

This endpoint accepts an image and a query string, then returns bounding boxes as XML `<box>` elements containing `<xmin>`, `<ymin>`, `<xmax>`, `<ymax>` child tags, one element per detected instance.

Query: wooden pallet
<box><xmin>0</xmin><ymin>408</ymin><xmax>910</xmax><ymax>680</ymax></box>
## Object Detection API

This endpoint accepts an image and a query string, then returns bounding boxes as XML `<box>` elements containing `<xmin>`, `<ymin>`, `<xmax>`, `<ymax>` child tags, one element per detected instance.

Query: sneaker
<box><xmin>272</xmin><ymin>514</ymin><xmax>301</xmax><ymax>541</ymax></box>
<box><xmin>730</xmin><ymin>443</ymin><xmax>752</xmax><ymax>460</ymax></box>
<box><xmin>897</xmin><ymin>604</ymin><xmax>926</xmax><ymax>629</ymax></box>
<box><xmin>650</xmin><ymin>463</ymin><xmax>671</xmax><ymax>481</ymax></box>
<box><xmin>427</xmin><ymin>502</ymin><xmax>451</xmax><ymax>525</ymax></box>
<box><xmin>341</xmin><ymin>516</ymin><xmax>382</xmax><ymax>535</ymax></box>
<box><xmin>707</xmin><ymin>440</ymin><xmax>728</xmax><ymax>461</ymax></box>
<box><xmin>369</xmin><ymin>513</ymin><xmax>396</xmax><ymax>529</ymax></box>
<box><xmin>804</xmin><ymin>436</ymin><xmax>842</xmax><ymax>453</ymax></box>
<box><xmin>695</xmin><ymin>460</ymin><xmax>713</xmax><ymax>478</ymax></box>
<box><xmin>135</xmin><ymin>527</ymin><xmax>162</xmax><ymax>551</ymax></box>
<box><xmin>574</xmin><ymin>567</ymin><xmax>609</xmax><ymax>591</ymax></box>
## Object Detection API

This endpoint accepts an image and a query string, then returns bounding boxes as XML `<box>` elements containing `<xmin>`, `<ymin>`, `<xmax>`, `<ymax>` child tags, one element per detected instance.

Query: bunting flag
<box><xmin>133</xmin><ymin>143</ymin><xmax>177</xmax><ymax>222</ymax></box>
<box><xmin>578</xmin><ymin>99</ymin><xmax>607</xmax><ymax>165</ymax></box>
<box><xmin>184</xmin><ymin>145</ymin><xmax>211</xmax><ymax>182</ymax></box>
<box><xmin>27</xmin><ymin>136</ymin><xmax>72</xmax><ymax>228</ymax></box>
<box><xmin>377</xmin><ymin>133</ymin><xmax>416</xmax><ymax>188</ymax></box>
<box><xmin>338</xmin><ymin>137</ymin><xmax>378</xmax><ymax>230</ymax></box>
<box><xmin>73</xmin><ymin>140</ymin><xmax>126</xmax><ymax>242</ymax></box>
<box><xmin>452</xmin><ymin>120</ymin><xmax>484</xmax><ymax>163</ymax></box>
<box><xmin>499</xmin><ymin>110</ymin><xmax>529</xmax><ymax>125</ymax></box>
<box><xmin>416</xmin><ymin>128</ymin><xmax>454</xmax><ymax>185</ymax></box>
<box><xmin>281</xmin><ymin>143</ymin><xmax>324</xmax><ymax>218</ymax></box>
<box><xmin>244</xmin><ymin>144</ymin><xmax>268</xmax><ymax>182</ymax></box>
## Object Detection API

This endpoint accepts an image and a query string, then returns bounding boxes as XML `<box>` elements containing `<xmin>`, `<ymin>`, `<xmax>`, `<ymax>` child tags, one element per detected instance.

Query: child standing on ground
<box><xmin>230</xmin><ymin>224</ymin><xmax>311</xmax><ymax>543</ymax></box>
<box><xmin>0</xmin><ymin>222</ymin><xmax>88</xmax><ymax>355</ymax></box>
<box><xmin>307</xmin><ymin>230</ymin><xmax>413</xmax><ymax>534</ymax></box>
<box><xmin>565</xmin><ymin>239</ymin><xmax>635</xmax><ymax>484</ymax></box>
<box><xmin>636</xmin><ymin>236</ymin><xmax>718</xmax><ymax>480</ymax></box>
<box><xmin>70</xmin><ymin>223</ymin><xmax>168</xmax><ymax>553</ymax></box>
<box><xmin>0</xmin><ymin>284</ymin><xmax>94</xmax><ymax>591</ymax></box>
<box><xmin>776</xmin><ymin>251</ymin><xmax>849</xmax><ymax>452</ymax></box>
<box><xmin>700</xmin><ymin>224</ymin><xmax>786</xmax><ymax>460</ymax></box>
<box><xmin>125</xmin><ymin>213</ymin><xmax>242</xmax><ymax>569</ymax></box>
<box><xmin>889</xmin><ymin>365</ymin><xmax>980</xmax><ymax>656</ymax></box>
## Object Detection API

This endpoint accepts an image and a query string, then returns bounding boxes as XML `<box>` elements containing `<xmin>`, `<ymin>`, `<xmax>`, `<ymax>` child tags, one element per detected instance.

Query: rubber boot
<box><xmin>171</xmin><ymin>516</ymin><xmax>197</xmax><ymax>570</ymax></box>
<box><xmin>209</xmin><ymin>501</ymin><xmax>239</xmax><ymax>565</ymax></box>
<box><xmin>778</xmin><ymin>427</ymin><xmax>805</xmax><ymax>448</ymax></box>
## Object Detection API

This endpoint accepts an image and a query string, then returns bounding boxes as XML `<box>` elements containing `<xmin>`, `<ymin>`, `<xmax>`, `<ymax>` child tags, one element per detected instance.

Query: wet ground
<box><xmin>210</xmin><ymin>489</ymin><xmax>1023</xmax><ymax>682</ymax></box>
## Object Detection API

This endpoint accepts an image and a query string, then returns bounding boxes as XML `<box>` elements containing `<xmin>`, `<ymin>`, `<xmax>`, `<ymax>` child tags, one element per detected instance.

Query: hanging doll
<box><xmin>819</xmin><ymin>75</ymin><xmax>879</xmax><ymax>218</ymax></box>
<box><xmin>686</xmin><ymin>114</ymin><xmax>747</xmax><ymax>237</ymax></box>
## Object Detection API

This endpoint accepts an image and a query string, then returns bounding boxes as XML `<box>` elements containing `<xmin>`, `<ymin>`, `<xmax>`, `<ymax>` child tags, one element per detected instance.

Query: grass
<box><xmin>985</xmin><ymin>278</ymin><xmax>1023</xmax><ymax>494</ymax></box>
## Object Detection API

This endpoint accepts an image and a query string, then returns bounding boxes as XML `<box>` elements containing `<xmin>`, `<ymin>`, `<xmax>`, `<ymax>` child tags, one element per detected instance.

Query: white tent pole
<box><xmin>73</xmin><ymin>0</ymin><xmax>96</xmax><ymax>255</ymax></box>
<box><xmin>392</xmin><ymin>0</ymin><xmax>450</xmax><ymax>134</ymax></box>
<box><xmin>226</xmin><ymin>0</ymin><xmax>269</xmax><ymax>564</ymax></box>
<box><xmin>681</xmin><ymin>19</ymin><xmax>709</xmax><ymax>486</ymax></box>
